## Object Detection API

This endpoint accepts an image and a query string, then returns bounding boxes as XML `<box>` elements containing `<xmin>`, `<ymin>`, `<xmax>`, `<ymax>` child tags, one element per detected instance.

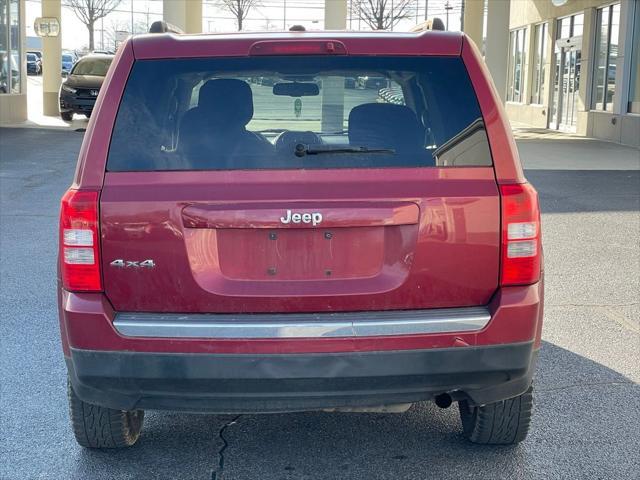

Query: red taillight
<box><xmin>500</xmin><ymin>183</ymin><xmax>541</xmax><ymax>286</ymax></box>
<box><xmin>59</xmin><ymin>189</ymin><xmax>102</xmax><ymax>291</ymax></box>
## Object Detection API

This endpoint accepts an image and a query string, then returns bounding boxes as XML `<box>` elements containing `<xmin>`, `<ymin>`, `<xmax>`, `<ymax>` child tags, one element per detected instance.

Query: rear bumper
<box><xmin>60</xmin><ymin>282</ymin><xmax>543</xmax><ymax>413</ymax></box>
<box><xmin>67</xmin><ymin>342</ymin><xmax>537</xmax><ymax>413</ymax></box>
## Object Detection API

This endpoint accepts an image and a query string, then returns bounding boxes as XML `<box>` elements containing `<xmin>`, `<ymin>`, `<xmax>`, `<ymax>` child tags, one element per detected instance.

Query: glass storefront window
<box><xmin>628</xmin><ymin>2</ymin><xmax>640</xmax><ymax>113</ymax></box>
<box><xmin>592</xmin><ymin>3</ymin><xmax>620</xmax><ymax>112</ymax></box>
<box><xmin>558</xmin><ymin>17</ymin><xmax>570</xmax><ymax>39</ymax></box>
<box><xmin>531</xmin><ymin>23</ymin><xmax>547</xmax><ymax>105</ymax></box>
<box><xmin>507</xmin><ymin>28</ymin><xmax>526</xmax><ymax>103</ymax></box>
<box><xmin>572</xmin><ymin>13</ymin><xmax>584</xmax><ymax>38</ymax></box>
<box><xmin>557</xmin><ymin>13</ymin><xmax>583</xmax><ymax>40</ymax></box>
<box><xmin>0</xmin><ymin>0</ymin><xmax>21</xmax><ymax>95</ymax></box>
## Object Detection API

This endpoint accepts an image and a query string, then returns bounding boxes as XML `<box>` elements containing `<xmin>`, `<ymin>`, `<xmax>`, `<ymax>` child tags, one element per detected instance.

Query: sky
<box><xmin>26</xmin><ymin>0</ymin><xmax>464</xmax><ymax>51</ymax></box>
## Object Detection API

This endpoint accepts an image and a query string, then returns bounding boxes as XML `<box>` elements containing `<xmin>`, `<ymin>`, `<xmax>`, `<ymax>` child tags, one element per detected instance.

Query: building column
<box><xmin>463</xmin><ymin>0</ymin><xmax>484</xmax><ymax>49</ymax></box>
<box><xmin>484</xmin><ymin>0</ymin><xmax>510</xmax><ymax>101</ymax></box>
<box><xmin>324</xmin><ymin>0</ymin><xmax>347</xmax><ymax>29</ymax></box>
<box><xmin>544</xmin><ymin>18</ymin><xmax>557</xmax><ymax>128</ymax></box>
<box><xmin>321</xmin><ymin>0</ymin><xmax>347</xmax><ymax>132</ymax></box>
<box><xmin>163</xmin><ymin>0</ymin><xmax>202</xmax><ymax>33</ymax></box>
<box><xmin>42</xmin><ymin>0</ymin><xmax>62</xmax><ymax>116</ymax></box>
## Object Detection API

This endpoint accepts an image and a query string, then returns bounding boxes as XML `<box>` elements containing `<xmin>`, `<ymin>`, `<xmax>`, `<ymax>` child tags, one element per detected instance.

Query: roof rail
<box><xmin>149</xmin><ymin>20</ymin><xmax>184</xmax><ymax>34</ymax></box>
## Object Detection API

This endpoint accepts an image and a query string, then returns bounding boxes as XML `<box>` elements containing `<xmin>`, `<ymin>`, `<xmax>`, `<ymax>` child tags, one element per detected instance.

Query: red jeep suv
<box><xmin>58</xmin><ymin>29</ymin><xmax>543</xmax><ymax>448</ymax></box>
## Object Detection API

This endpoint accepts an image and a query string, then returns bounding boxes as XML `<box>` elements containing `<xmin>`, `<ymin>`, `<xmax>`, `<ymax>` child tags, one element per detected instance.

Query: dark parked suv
<box><xmin>59</xmin><ymin>30</ymin><xmax>543</xmax><ymax>449</ymax></box>
<box><xmin>59</xmin><ymin>53</ymin><xmax>113</xmax><ymax>120</ymax></box>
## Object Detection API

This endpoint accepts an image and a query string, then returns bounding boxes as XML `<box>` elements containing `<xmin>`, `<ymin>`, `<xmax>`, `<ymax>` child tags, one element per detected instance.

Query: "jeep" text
<box><xmin>280</xmin><ymin>210</ymin><xmax>323</xmax><ymax>226</ymax></box>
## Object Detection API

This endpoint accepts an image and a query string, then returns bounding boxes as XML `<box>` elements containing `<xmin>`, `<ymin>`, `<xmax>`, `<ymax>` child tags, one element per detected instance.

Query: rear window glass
<box><xmin>107</xmin><ymin>56</ymin><xmax>492</xmax><ymax>171</ymax></box>
<box><xmin>71</xmin><ymin>57</ymin><xmax>112</xmax><ymax>76</ymax></box>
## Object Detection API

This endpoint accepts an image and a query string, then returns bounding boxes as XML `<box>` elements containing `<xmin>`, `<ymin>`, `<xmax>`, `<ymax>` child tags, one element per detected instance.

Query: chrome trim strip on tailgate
<box><xmin>113</xmin><ymin>307</ymin><xmax>491</xmax><ymax>339</ymax></box>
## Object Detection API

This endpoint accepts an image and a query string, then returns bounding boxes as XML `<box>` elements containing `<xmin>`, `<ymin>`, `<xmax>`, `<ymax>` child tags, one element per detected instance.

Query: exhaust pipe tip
<box><xmin>434</xmin><ymin>393</ymin><xmax>453</xmax><ymax>409</ymax></box>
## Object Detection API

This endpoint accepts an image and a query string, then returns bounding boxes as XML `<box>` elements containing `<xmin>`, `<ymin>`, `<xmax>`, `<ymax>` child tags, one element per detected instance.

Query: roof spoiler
<box><xmin>149</xmin><ymin>20</ymin><xmax>184</xmax><ymax>34</ymax></box>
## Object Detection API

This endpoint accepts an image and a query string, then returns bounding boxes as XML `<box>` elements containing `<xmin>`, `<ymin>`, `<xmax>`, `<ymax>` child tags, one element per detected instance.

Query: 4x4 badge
<box><xmin>110</xmin><ymin>259</ymin><xmax>155</xmax><ymax>268</ymax></box>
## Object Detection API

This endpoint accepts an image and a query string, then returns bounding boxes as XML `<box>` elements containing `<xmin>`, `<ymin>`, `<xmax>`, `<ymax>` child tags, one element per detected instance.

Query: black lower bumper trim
<box><xmin>67</xmin><ymin>342</ymin><xmax>537</xmax><ymax>413</ymax></box>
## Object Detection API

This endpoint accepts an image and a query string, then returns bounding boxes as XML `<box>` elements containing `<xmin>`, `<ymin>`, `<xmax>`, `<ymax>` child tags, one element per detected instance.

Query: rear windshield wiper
<box><xmin>294</xmin><ymin>144</ymin><xmax>395</xmax><ymax>157</ymax></box>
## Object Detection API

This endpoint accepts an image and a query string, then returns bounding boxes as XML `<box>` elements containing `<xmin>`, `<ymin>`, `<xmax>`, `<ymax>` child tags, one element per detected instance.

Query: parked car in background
<box><xmin>59</xmin><ymin>53</ymin><xmax>113</xmax><ymax>121</ymax></box>
<box><xmin>27</xmin><ymin>50</ymin><xmax>42</xmax><ymax>60</ymax></box>
<box><xmin>26</xmin><ymin>53</ymin><xmax>42</xmax><ymax>75</ymax></box>
<box><xmin>61</xmin><ymin>52</ymin><xmax>76</xmax><ymax>75</ymax></box>
<box><xmin>59</xmin><ymin>30</ymin><xmax>543</xmax><ymax>449</ymax></box>
<box><xmin>356</xmin><ymin>75</ymin><xmax>388</xmax><ymax>89</ymax></box>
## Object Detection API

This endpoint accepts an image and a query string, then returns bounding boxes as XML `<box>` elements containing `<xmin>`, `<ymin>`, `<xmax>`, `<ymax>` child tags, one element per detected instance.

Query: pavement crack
<box><xmin>211</xmin><ymin>415</ymin><xmax>242</xmax><ymax>480</ymax></box>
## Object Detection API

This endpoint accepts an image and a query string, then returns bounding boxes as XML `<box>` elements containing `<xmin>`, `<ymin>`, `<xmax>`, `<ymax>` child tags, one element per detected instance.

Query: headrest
<box><xmin>198</xmin><ymin>79</ymin><xmax>254</xmax><ymax>128</ymax></box>
<box><xmin>348</xmin><ymin>103</ymin><xmax>423</xmax><ymax>153</ymax></box>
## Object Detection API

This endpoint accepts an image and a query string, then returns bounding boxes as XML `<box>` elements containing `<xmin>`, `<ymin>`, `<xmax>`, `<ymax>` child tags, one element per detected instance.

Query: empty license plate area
<box><xmin>217</xmin><ymin>227</ymin><xmax>385</xmax><ymax>280</ymax></box>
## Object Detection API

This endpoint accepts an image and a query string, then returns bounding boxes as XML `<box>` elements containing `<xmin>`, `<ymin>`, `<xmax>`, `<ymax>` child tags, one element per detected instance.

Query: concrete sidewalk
<box><xmin>3</xmin><ymin>76</ymin><xmax>90</xmax><ymax>130</ymax></box>
<box><xmin>516</xmin><ymin>134</ymin><xmax>640</xmax><ymax>171</ymax></box>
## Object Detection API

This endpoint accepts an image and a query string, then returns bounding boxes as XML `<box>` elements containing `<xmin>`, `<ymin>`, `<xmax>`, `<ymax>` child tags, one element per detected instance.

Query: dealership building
<box><xmin>1</xmin><ymin>0</ymin><xmax>639</xmax><ymax>146</ymax></box>
<box><xmin>497</xmin><ymin>0</ymin><xmax>639</xmax><ymax>146</ymax></box>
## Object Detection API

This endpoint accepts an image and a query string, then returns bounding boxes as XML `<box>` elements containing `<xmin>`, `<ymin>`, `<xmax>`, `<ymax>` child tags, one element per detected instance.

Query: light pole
<box><xmin>283</xmin><ymin>0</ymin><xmax>287</xmax><ymax>29</ymax></box>
<box><xmin>444</xmin><ymin>1</ymin><xmax>453</xmax><ymax>30</ymax></box>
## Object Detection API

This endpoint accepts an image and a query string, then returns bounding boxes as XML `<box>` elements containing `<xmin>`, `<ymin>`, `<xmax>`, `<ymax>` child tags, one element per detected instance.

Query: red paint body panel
<box><xmin>100</xmin><ymin>168</ymin><xmax>500</xmax><ymax>312</ymax></box>
<box><xmin>132</xmin><ymin>31</ymin><xmax>463</xmax><ymax>60</ymax></box>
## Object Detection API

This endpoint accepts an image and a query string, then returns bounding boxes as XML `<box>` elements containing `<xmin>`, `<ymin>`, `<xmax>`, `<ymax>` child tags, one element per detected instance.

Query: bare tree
<box><xmin>216</xmin><ymin>0</ymin><xmax>260</xmax><ymax>31</ymax></box>
<box><xmin>354</xmin><ymin>0</ymin><xmax>416</xmax><ymax>30</ymax></box>
<box><xmin>64</xmin><ymin>0</ymin><xmax>123</xmax><ymax>50</ymax></box>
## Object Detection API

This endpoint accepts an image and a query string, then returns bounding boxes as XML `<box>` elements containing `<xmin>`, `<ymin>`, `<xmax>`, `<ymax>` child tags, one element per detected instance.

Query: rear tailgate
<box><xmin>97</xmin><ymin>49</ymin><xmax>500</xmax><ymax>313</ymax></box>
<box><xmin>101</xmin><ymin>168</ymin><xmax>499</xmax><ymax>313</ymax></box>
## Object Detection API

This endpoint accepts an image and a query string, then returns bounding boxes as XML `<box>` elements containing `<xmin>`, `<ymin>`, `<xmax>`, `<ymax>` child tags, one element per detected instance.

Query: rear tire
<box><xmin>67</xmin><ymin>377</ymin><xmax>144</xmax><ymax>448</ymax></box>
<box><xmin>60</xmin><ymin>111</ymin><xmax>73</xmax><ymax>121</ymax></box>
<box><xmin>458</xmin><ymin>385</ymin><xmax>533</xmax><ymax>445</ymax></box>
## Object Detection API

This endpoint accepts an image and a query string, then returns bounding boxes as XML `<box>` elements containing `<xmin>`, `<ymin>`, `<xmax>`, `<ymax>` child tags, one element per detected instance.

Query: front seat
<box><xmin>179</xmin><ymin>79</ymin><xmax>272</xmax><ymax>169</ymax></box>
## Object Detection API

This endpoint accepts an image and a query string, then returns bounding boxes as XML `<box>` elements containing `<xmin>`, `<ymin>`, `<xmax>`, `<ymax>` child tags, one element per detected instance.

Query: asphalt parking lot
<box><xmin>1</xmin><ymin>128</ymin><xmax>638</xmax><ymax>479</ymax></box>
